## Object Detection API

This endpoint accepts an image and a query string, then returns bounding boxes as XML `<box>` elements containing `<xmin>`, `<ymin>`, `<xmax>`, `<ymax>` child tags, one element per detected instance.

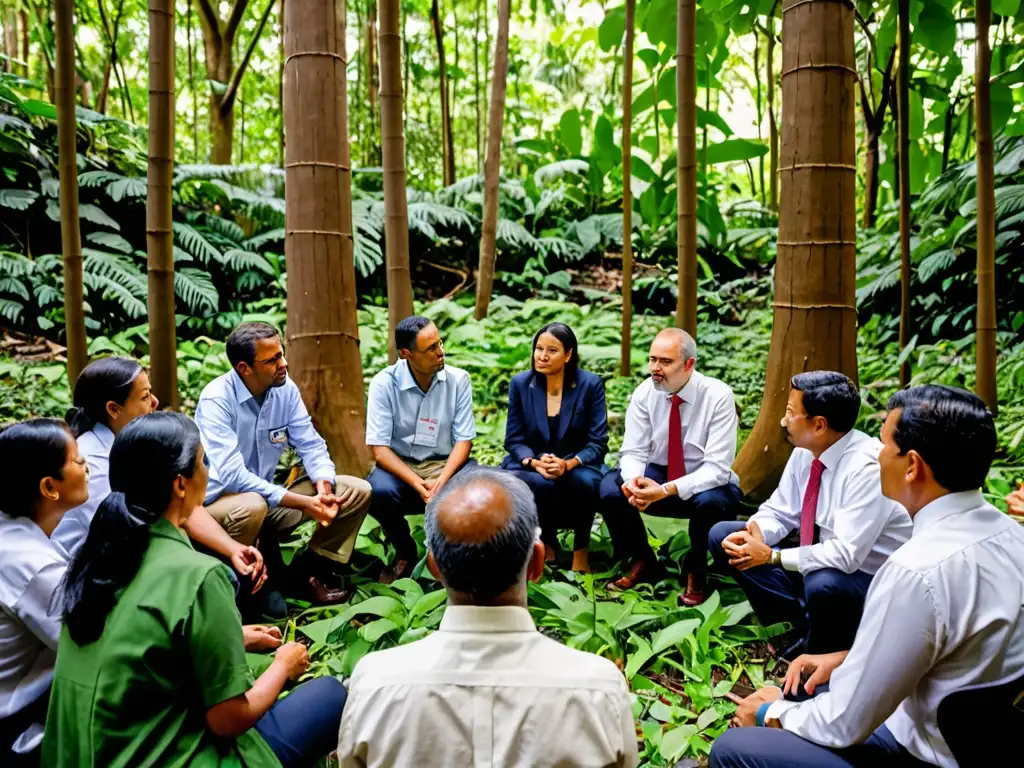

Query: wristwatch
<box><xmin>771</xmin><ymin>549</ymin><xmax>782</xmax><ymax>566</ymax></box>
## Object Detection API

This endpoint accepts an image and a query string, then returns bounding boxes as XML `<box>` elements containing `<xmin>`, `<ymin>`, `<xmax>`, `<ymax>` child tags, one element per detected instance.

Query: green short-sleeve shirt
<box><xmin>42</xmin><ymin>518</ymin><xmax>281</xmax><ymax>767</ymax></box>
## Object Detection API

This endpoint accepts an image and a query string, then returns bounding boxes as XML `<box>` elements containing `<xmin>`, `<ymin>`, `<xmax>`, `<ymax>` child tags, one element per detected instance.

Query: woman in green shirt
<box><xmin>44</xmin><ymin>412</ymin><xmax>346</xmax><ymax>767</ymax></box>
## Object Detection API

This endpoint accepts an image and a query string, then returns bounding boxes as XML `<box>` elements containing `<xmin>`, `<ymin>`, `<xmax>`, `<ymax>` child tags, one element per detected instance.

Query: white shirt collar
<box><xmin>439</xmin><ymin>605</ymin><xmax>537</xmax><ymax>633</ymax></box>
<box><xmin>911</xmin><ymin>489</ymin><xmax>986</xmax><ymax>535</ymax></box>
<box><xmin>817</xmin><ymin>429</ymin><xmax>857</xmax><ymax>471</ymax></box>
<box><xmin>230</xmin><ymin>369</ymin><xmax>257</xmax><ymax>404</ymax></box>
<box><xmin>662</xmin><ymin>370</ymin><xmax>702</xmax><ymax>402</ymax></box>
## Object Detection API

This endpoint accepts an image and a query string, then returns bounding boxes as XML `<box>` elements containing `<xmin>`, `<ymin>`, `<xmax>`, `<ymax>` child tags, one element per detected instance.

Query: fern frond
<box><xmin>78</xmin><ymin>170</ymin><xmax>124</xmax><ymax>188</ymax></box>
<box><xmin>86</xmin><ymin>231</ymin><xmax>133</xmax><ymax>254</ymax></box>
<box><xmin>79</xmin><ymin>204</ymin><xmax>121</xmax><ymax>231</ymax></box>
<box><xmin>533</xmin><ymin>159</ymin><xmax>588</xmax><ymax>187</ymax></box>
<box><xmin>84</xmin><ymin>275</ymin><xmax>146</xmax><ymax>318</ymax></box>
<box><xmin>175</xmin><ymin>268</ymin><xmax>220</xmax><ymax>314</ymax></box>
<box><xmin>0</xmin><ymin>297</ymin><xmax>23</xmax><ymax>323</ymax></box>
<box><xmin>107</xmin><ymin>177</ymin><xmax>148</xmax><ymax>202</ymax></box>
<box><xmin>222</xmin><ymin>249</ymin><xmax>274</xmax><ymax>274</ymax></box>
<box><xmin>496</xmin><ymin>219</ymin><xmax>541</xmax><ymax>252</ymax></box>
<box><xmin>173</xmin><ymin>222</ymin><xmax>222</xmax><ymax>264</ymax></box>
<box><xmin>0</xmin><ymin>251</ymin><xmax>35</xmax><ymax>277</ymax></box>
<box><xmin>34</xmin><ymin>284</ymin><xmax>62</xmax><ymax>306</ymax></box>
<box><xmin>243</xmin><ymin>228</ymin><xmax>286</xmax><ymax>250</ymax></box>
<box><xmin>0</xmin><ymin>189</ymin><xmax>38</xmax><ymax>210</ymax></box>
<box><xmin>407</xmin><ymin>201</ymin><xmax>476</xmax><ymax>240</ymax></box>
<box><xmin>83</xmin><ymin>249</ymin><xmax>148</xmax><ymax>295</ymax></box>
<box><xmin>0</xmin><ymin>276</ymin><xmax>30</xmax><ymax>300</ymax></box>
<box><xmin>203</xmin><ymin>214</ymin><xmax>247</xmax><ymax>244</ymax></box>
<box><xmin>537</xmin><ymin>237</ymin><xmax>584</xmax><ymax>261</ymax></box>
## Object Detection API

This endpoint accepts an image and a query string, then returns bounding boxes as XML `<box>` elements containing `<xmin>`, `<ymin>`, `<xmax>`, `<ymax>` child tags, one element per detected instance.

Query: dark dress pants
<box><xmin>255</xmin><ymin>676</ymin><xmax>347</xmax><ymax>767</ymax></box>
<box><xmin>504</xmin><ymin>465</ymin><xmax>605</xmax><ymax>550</ymax></box>
<box><xmin>367</xmin><ymin>460</ymin><xmax>477</xmax><ymax>561</ymax></box>
<box><xmin>708</xmin><ymin>520</ymin><xmax>874</xmax><ymax>653</ymax></box>
<box><xmin>598</xmin><ymin>463</ymin><xmax>741</xmax><ymax>580</ymax></box>
<box><xmin>709</xmin><ymin>724</ymin><xmax>930</xmax><ymax>768</ymax></box>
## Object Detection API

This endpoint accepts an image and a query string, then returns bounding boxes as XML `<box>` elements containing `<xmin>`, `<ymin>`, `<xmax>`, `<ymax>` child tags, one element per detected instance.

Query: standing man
<box><xmin>196</xmin><ymin>322</ymin><xmax>372</xmax><ymax>606</ymax></box>
<box><xmin>338</xmin><ymin>468</ymin><xmax>638</xmax><ymax>767</ymax></box>
<box><xmin>709</xmin><ymin>385</ymin><xmax>1024</xmax><ymax>768</ymax></box>
<box><xmin>599</xmin><ymin>328</ymin><xmax>741</xmax><ymax>606</ymax></box>
<box><xmin>709</xmin><ymin>372</ymin><xmax>912</xmax><ymax>655</ymax></box>
<box><xmin>366</xmin><ymin>316</ymin><xmax>476</xmax><ymax>581</ymax></box>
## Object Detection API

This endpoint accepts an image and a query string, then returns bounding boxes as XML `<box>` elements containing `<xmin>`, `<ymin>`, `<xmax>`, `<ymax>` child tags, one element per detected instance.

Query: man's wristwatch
<box><xmin>771</xmin><ymin>549</ymin><xmax>782</xmax><ymax>566</ymax></box>
<box><xmin>660</xmin><ymin>482</ymin><xmax>676</xmax><ymax>496</ymax></box>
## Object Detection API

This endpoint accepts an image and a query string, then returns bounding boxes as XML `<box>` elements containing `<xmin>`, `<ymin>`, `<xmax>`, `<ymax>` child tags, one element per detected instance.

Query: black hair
<box><xmin>886</xmin><ymin>385</ymin><xmax>996</xmax><ymax>492</ymax></box>
<box><xmin>0</xmin><ymin>418</ymin><xmax>74</xmax><ymax>519</ymax></box>
<box><xmin>425</xmin><ymin>468</ymin><xmax>538</xmax><ymax>601</ymax></box>
<box><xmin>791</xmin><ymin>371</ymin><xmax>861</xmax><ymax>433</ymax></box>
<box><xmin>530</xmin><ymin>322</ymin><xmax>580</xmax><ymax>383</ymax></box>
<box><xmin>65</xmin><ymin>356</ymin><xmax>144</xmax><ymax>438</ymax></box>
<box><xmin>61</xmin><ymin>412</ymin><xmax>203</xmax><ymax>646</ymax></box>
<box><xmin>226</xmin><ymin>322</ymin><xmax>281</xmax><ymax>369</ymax></box>
<box><xmin>395</xmin><ymin>316</ymin><xmax>433</xmax><ymax>352</ymax></box>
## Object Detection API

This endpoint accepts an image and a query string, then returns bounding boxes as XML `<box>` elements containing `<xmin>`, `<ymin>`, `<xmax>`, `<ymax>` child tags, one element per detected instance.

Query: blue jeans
<box><xmin>502</xmin><ymin>464</ymin><xmax>605</xmax><ymax>549</ymax></box>
<box><xmin>709</xmin><ymin>724</ymin><xmax>929</xmax><ymax>767</ymax></box>
<box><xmin>708</xmin><ymin>520</ymin><xmax>874</xmax><ymax>653</ymax></box>
<box><xmin>255</xmin><ymin>676</ymin><xmax>347</xmax><ymax>767</ymax></box>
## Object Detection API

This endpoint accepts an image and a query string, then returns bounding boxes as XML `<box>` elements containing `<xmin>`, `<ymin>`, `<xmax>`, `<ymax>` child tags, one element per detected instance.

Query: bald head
<box><xmin>425</xmin><ymin>468</ymin><xmax>539</xmax><ymax>602</ymax></box>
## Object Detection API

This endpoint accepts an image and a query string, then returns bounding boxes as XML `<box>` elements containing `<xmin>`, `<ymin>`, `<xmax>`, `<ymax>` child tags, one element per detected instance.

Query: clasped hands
<box><xmin>526</xmin><ymin>453</ymin><xmax>577</xmax><ymax>480</ymax></box>
<box><xmin>721</xmin><ymin>520</ymin><xmax>773</xmax><ymax>571</ymax></box>
<box><xmin>620</xmin><ymin>476</ymin><xmax>671</xmax><ymax>510</ymax></box>
<box><xmin>300</xmin><ymin>479</ymin><xmax>362</xmax><ymax>527</ymax></box>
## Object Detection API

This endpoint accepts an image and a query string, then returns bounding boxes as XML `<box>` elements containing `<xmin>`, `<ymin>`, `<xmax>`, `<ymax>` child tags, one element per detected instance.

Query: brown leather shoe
<box><xmin>379</xmin><ymin>558</ymin><xmax>414</xmax><ymax>585</ymax></box>
<box><xmin>678</xmin><ymin>573</ymin><xmax>707</xmax><ymax>606</ymax></box>
<box><xmin>307</xmin><ymin>576</ymin><xmax>352</xmax><ymax>605</ymax></box>
<box><xmin>609</xmin><ymin>560</ymin><xmax>662</xmax><ymax>592</ymax></box>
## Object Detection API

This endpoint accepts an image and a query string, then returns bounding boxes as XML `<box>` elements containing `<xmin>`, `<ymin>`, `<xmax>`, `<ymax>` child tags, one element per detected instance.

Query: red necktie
<box><xmin>668</xmin><ymin>394</ymin><xmax>686</xmax><ymax>480</ymax></box>
<box><xmin>800</xmin><ymin>458</ymin><xmax>826</xmax><ymax>546</ymax></box>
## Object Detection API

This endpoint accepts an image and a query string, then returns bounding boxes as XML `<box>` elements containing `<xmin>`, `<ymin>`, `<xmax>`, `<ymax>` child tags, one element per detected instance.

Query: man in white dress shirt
<box><xmin>337</xmin><ymin>467</ymin><xmax>638</xmax><ymax>768</ymax></box>
<box><xmin>709</xmin><ymin>372</ymin><xmax>912</xmax><ymax>655</ymax></box>
<box><xmin>709</xmin><ymin>384</ymin><xmax>1024</xmax><ymax>768</ymax></box>
<box><xmin>599</xmin><ymin>328</ymin><xmax>741</xmax><ymax>605</ymax></box>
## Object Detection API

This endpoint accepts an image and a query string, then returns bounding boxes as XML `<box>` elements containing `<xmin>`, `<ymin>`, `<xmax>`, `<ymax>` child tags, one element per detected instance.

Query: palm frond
<box><xmin>533</xmin><ymin>159</ymin><xmax>588</xmax><ymax>187</ymax></box>
<box><xmin>82</xmin><ymin>249</ymin><xmax>147</xmax><ymax>295</ymax></box>
<box><xmin>173</xmin><ymin>222</ymin><xmax>222</xmax><ymax>264</ymax></box>
<box><xmin>407</xmin><ymin>201</ymin><xmax>476</xmax><ymax>240</ymax></box>
<box><xmin>86</xmin><ymin>231</ymin><xmax>133</xmax><ymax>254</ymax></box>
<box><xmin>107</xmin><ymin>176</ymin><xmax>147</xmax><ymax>202</ymax></box>
<box><xmin>79</xmin><ymin>203</ymin><xmax>120</xmax><ymax>231</ymax></box>
<box><xmin>84</xmin><ymin>274</ymin><xmax>146</xmax><ymax>318</ymax></box>
<box><xmin>244</xmin><ymin>228</ymin><xmax>286</xmax><ymax>250</ymax></box>
<box><xmin>0</xmin><ymin>188</ymin><xmax>38</xmax><ymax>210</ymax></box>
<box><xmin>78</xmin><ymin>170</ymin><xmax>124</xmax><ymax>188</ymax></box>
<box><xmin>34</xmin><ymin>284</ymin><xmax>62</xmax><ymax>306</ymax></box>
<box><xmin>0</xmin><ymin>251</ymin><xmax>35</xmax><ymax>277</ymax></box>
<box><xmin>221</xmin><ymin>249</ymin><xmax>275</xmax><ymax>275</ymax></box>
<box><xmin>496</xmin><ymin>218</ymin><xmax>541</xmax><ymax>253</ymax></box>
<box><xmin>0</xmin><ymin>297</ymin><xmax>23</xmax><ymax>323</ymax></box>
<box><xmin>203</xmin><ymin>213</ymin><xmax>248</xmax><ymax>244</ymax></box>
<box><xmin>175</xmin><ymin>268</ymin><xmax>220</xmax><ymax>314</ymax></box>
<box><xmin>0</xmin><ymin>276</ymin><xmax>30</xmax><ymax>300</ymax></box>
<box><xmin>537</xmin><ymin>236</ymin><xmax>584</xmax><ymax>261</ymax></box>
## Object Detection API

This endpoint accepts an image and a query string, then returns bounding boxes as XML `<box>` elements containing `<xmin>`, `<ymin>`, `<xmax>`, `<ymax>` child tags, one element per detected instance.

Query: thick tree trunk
<box><xmin>474</xmin><ymin>0</ymin><xmax>482</xmax><ymax>173</ymax></box>
<box><xmin>284</xmin><ymin>0</ymin><xmax>370</xmax><ymax>474</ymax></box>
<box><xmin>620</xmin><ymin>0</ymin><xmax>635</xmax><ymax>377</ymax></box>
<box><xmin>733</xmin><ymin>0</ymin><xmax>858</xmax><ymax>499</ymax></box>
<box><xmin>676</xmin><ymin>0</ymin><xmax>697</xmax><ymax>337</ymax></box>
<box><xmin>430</xmin><ymin>0</ymin><xmax>455</xmax><ymax>185</ymax></box>
<box><xmin>766</xmin><ymin>9</ymin><xmax>778</xmax><ymax>212</ymax></box>
<box><xmin>975</xmin><ymin>0</ymin><xmax>997</xmax><ymax>413</ymax></box>
<box><xmin>55</xmin><ymin>0</ymin><xmax>86</xmax><ymax>384</ymax></box>
<box><xmin>862</xmin><ymin>130</ymin><xmax>881</xmax><ymax>229</ymax></box>
<box><xmin>204</xmin><ymin>38</ymin><xmax>235</xmax><ymax>164</ymax></box>
<box><xmin>367</xmin><ymin>0</ymin><xmax>380</xmax><ymax>165</ymax></box>
<box><xmin>379</xmin><ymin>0</ymin><xmax>413</xmax><ymax>363</ymax></box>
<box><xmin>279</xmin><ymin>0</ymin><xmax>285</xmax><ymax>166</ymax></box>
<box><xmin>897</xmin><ymin>0</ymin><xmax>911</xmax><ymax>387</ymax></box>
<box><xmin>472</xmin><ymin>0</ymin><xmax>510</xmax><ymax>320</ymax></box>
<box><xmin>147</xmin><ymin>0</ymin><xmax>178</xmax><ymax>409</ymax></box>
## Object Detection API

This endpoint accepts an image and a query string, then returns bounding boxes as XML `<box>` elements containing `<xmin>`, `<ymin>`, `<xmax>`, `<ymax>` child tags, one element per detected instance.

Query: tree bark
<box><xmin>279</xmin><ymin>0</ymin><xmax>285</xmax><ymax>166</ymax></box>
<box><xmin>859</xmin><ymin>47</ymin><xmax>895</xmax><ymax>230</ymax></box>
<box><xmin>733</xmin><ymin>0</ymin><xmax>858</xmax><ymax>499</ymax></box>
<box><xmin>430</xmin><ymin>0</ymin><xmax>456</xmax><ymax>185</ymax></box>
<box><xmin>754</xmin><ymin>29</ymin><xmax>765</xmax><ymax>207</ymax></box>
<box><xmin>284</xmin><ymin>0</ymin><xmax>370</xmax><ymax>474</ymax></box>
<box><xmin>55</xmin><ymin>0</ymin><xmax>86</xmax><ymax>385</ymax></box>
<box><xmin>147</xmin><ymin>0</ymin><xmax>178</xmax><ymax>409</ymax></box>
<box><xmin>19</xmin><ymin>9</ymin><xmax>28</xmax><ymax>78</ymax></box>
<box><xmin>676</xmin><ymin>0</ymin><xmax>697</xmax><ymax>337</ymax></box>
<box><xmin>367</xmin><ymin>0</ymin><xmax>380</xmax><ymax>165</ymax></box>
<box><xmin>975</xmin><ymin>0</ymin><xmax>997</xmax><ymax>413</ymax></box>
<box><xmin>472</xmin><ymin>0</ymin><xmax>510</xmax><ymax>320</ymax></box>
<box><xmin>96</xmin><ymin>0</ymin><xmax>125</xmax><ymax>115</ymax></box>
<box><xmin>187</xmin><ymin>0</ymin><xmax>199</xmax><ymax>159</ymax></box>
<box><xmin>620</xmin><ymin>0</ymin><xmax>635</xmax><ymax>377</ymax></box>
<box><xmin>4</xmin><ymin>8</ymin><xmax>18</xmax><ymax>74</ymax></box>
<box><xmin>897</xmin><ymin>0</ymin><xmax>911</xmax><ymax>387</ymax></box>
<box><xmin>474</xmin><ymin>0</ymin><xmax>482</xmax><ymax>174</ymax></box>
<box><xmin>766</xmin><ymin>6</ymin><xmax>779</xmax><ymax>212</ymax></box>
<box><xmin>380</xmin><ymin>0</ymin><xmax>413</xmax><ymax>363</ymax></box>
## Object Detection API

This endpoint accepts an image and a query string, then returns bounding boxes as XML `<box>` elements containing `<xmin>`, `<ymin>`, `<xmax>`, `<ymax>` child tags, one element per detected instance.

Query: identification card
<box><xmin>269</xmin><ymin>427</ymin><xmax>288</xmax><ymax>444</ymax></box>
<box><xmin>413</xmin><ymin>416</ymin><xmax>440</xmax><ymax>448</ymax></box>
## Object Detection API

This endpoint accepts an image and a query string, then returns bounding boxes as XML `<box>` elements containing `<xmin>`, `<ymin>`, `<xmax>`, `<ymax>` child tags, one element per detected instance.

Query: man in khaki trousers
<box><xmin>196</xmin><ymin>322</ymin><xmax>371</xmax><ymax>609</ymax></box>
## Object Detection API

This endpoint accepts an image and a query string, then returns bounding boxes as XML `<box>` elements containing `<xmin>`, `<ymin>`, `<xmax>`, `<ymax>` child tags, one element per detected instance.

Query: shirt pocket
<box><xmin>265</xmin><ymin>426</ymin><xmax>289</xmax><ymax>453</ymax></box>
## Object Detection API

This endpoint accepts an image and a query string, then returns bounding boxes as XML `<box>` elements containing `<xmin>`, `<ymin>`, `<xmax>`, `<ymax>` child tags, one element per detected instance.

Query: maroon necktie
<box><xmin>668</xmin><ymin>394</ymin><xmax>686</xmax><ymax>480</ymax></box>
<box><xmin>800</xmin><ymin>458</ymin><xmax>826</xmax><ymax>546</ymax></box>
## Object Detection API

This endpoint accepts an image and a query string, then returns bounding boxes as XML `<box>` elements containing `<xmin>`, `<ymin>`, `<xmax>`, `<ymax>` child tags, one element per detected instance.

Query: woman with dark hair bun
<box><xmin>0</xmin><ymin>419</ymin><xmax>89</xmax><ymax>764</ymax></box>
<box><xmin>55</xmin><ymin>357</ymin><xmax>269</xmax><ymax>612</ymax></box>
<box><xmin>501</xmin><ymin>322</ymin><xmax>609</xmax><ymax>572</ymax></box>
<box><xmin>44</xmin><ymin>412</ymin><xmax>347</xmax><ymax>767</ymax></box>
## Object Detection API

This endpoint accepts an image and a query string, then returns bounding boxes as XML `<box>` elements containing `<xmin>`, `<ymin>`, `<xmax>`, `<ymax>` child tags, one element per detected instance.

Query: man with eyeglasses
<box><xmin>195</xmin><ymin>322</ymin><xmax>372</xmax><ymax>612</ymax></box>
<box><xmin>365</xmin><ymin>315</ymin><xmax>477</xmax><ymax>582</ymax></box>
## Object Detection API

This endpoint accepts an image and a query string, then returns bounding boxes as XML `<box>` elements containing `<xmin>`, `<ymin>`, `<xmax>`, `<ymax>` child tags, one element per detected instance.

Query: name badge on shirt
<box><xmin>413</xmin><ymin>417</ymin><xmax>440</xmax><ymax>448</ymax></box>
<box><xmin>269</xmin><ymin>427</ymin><xmax>288</xmax><ymax>444</ymax></box>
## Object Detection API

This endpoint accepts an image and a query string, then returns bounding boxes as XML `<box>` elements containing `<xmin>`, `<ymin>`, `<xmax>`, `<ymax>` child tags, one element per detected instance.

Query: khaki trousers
<box><xmin>206</xmin><ymin>474</ymin><xmax>372</xmax><ymax>564</ymax></box>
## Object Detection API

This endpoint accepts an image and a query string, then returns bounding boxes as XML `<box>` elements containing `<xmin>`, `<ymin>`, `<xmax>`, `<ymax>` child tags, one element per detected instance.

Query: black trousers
<box><xmin>598</xmin><ymin>463</ymin><xmax>740</xmax><ymax>579</ymax></box>
<box><xmin>503</xmin><ymin>465</ymin><xmax>604</xmax><ymax>550</ymax></box>
<box><xmin>708</xmin><ymin>520</ymin><xmax>874</xmax><ymax>653</ymax></box>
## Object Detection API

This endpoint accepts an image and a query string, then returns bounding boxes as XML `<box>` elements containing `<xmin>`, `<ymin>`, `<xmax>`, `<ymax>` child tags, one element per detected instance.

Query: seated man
<box><xmin>709</xmin><ymin>372</ymin><xmax>912</xmax><ymax>655</ymax></box>
<box><xmin>599</xmin><ymin>328</ymin><xmax>741</xmax><ymax>605</ymax></box>
<box><xmin>365</xmin><ymin>315</ymin><xmax>476</xmax><ymax>581</ymax></box>
<box><xmin>337</xmin><ymin>468</ymin><xmax>638</xmax><ymax>767</ymax></box>
<box><xmin>195</xmin><ymin>322</ymin><xmax>371</xmax><ymax>606</ymax></box>
<box><xmin>710</xmin><ymin>385</ymin><xmax>1024</xmax><ymax>768</ymax></box>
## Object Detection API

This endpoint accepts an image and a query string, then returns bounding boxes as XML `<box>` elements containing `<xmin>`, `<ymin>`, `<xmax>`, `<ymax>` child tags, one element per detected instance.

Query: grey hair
<box><xmin>657</xmin><ymin>327</ymin><xmax>698</xmax><ymax>361</ymax></box>
<box><xmin>424</xmin><ymin>467</ymin><xmax>539</xmax><ymax>599</ymax></box>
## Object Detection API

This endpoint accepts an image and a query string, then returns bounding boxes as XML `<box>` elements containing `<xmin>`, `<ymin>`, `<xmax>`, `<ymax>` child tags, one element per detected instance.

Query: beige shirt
<box><xmin>337</xmin><ymin>605</ymin><xmax>639</xmax><ymax>768</ymax></box>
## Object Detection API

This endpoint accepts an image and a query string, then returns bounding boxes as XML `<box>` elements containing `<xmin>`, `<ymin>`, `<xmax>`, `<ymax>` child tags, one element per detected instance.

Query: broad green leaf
<box><xmin>21</xmin><ymin>99</ymin><xmax>56</xmax><ymax>119</ymax></box>
<box><xmin>86</xmin><ymin>231</ymin><xmax>132</xmax><ymax>254</ymax></box>
<box><xmin>698</xmin><ymin>107</ymin><xmax>733</xmax><ymax>137</ymax></box>
<box><xmin>704</xmin><ymin>139</ymin><xmax>768</xmax><ymax>165</ymax></box>
<box><xmin>720</xmin><ymin>600</ymin><xmax>754</xmax><ymax>627</ymax></box>
<box><xmin>297</xmin><ymin>617</ymin><xmax>336</xmax><ymax>646</ymax></box>
<box><xmin>993</xmin><ymin>0</ymin><xmax>1020</xmax><ymax>15</ymax></box>
<box><xmin>359</xmin><ymin>618</ymin><xmax>400</xmax><ymax>643</ymax></box>
<box><xmin>992</xmin><ymin>82</ymin><xmax>1015</xmax><ymax>131</ymax></box>
<box><xmin>637</xmin><ymin>48</ymin><xmax>660</xmax><ymax>72</ymax></box>
<box><xmin>559</xmin><ymin>109</ymin><xmax>583</xmax><ymax>156</ymax></box>
<box><xmin>337</xmin><ymin>595</ymin><xmax>405</xmax><ymax>625</ymax></box>
<box><xmin>659</xmin><ymin>724</ymin><xmax>698</xmax><ymax>761</ymax></box>
<box><xmin>625</xmin><ymin>632</ymin><xmax>655</xmax><ymax>679</ymax></box>
<box><xmin>408</xmin><ymin>588</ymin><xmax>448</xmax><ymax>623</ymax></box>
<box><xmin>80</xmin><ymin>204</ymin><xmax>121</xmax><ymax>231</ymax></box>
<box><xmin>916</xmin><ymin>4</ymin><xmax>956</xmax><ymax>57</ymax></box>
<box><xmin>651</xmin><ymin>618</ymin><xmax>701</xmax><ymax>653</ymax></box>
<box><xmin>910</xmin><ymin>91</ymin><xmax>924</xmax><ymax>141</ymax></box>
<box><xmin>0</xmin><ymin>189</ymin><xmax>38</xmax><ymax>210</ymax></box>
<box><xmin>598</xmin><ymin>8</ymin><xmax>626</xmax><ymax>52</ymax></box>
<box><xmin>696</xmin><ymin>706</ymin><xmax>720</xmax><ymax>731</ymax></box>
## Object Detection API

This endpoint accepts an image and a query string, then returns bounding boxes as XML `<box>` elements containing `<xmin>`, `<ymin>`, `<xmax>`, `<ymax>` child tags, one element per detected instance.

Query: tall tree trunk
<box><xmin>859</xmin><ymin>48</ymin><xmax>895</xmax><ymax>230</ymax></box>
<box><xmin>4</xmin><ymin>8</ymin><xmax>18</xmax><ymax>74</ymax></box>
<box><xmin>472</xmin><ymin>0</ymin><xmax>510</xmax><ymax>320</ymax></box>
<box><xmin>766</xmin><ymin>6</ymin><xmax>778</xmax><ymax>212</ymax></box>
<box><xmin>19</xmin><ymin>9</ymin><xmax>28</xmax><ymax>77</ymax></box>
<box><xmin>279</xmin><ymin>0</ymin><xmax>285</xmax><ymax>166</ymax></box>
<box><xmin>676</xmin><ymin>0</ymin><xmax>697</xmax><ymax>336</ymax></box>
<box><xmin>367</xmin><ymin>0</ymin><xmax>380</xmax><ymax>165</ymax></box>
<box><xmin>187</xmin><ymin>0</ymin><xmax>198</xmax><ymax>159</ymax></box>
<box><xmin>474</xmin><ymin>0</ymin><xmax>482</xmax><ymax>174</ymax></box>
<box><xmin>862</xmin><ymin>130</ymin><xmax>881</xmax><ymax>228</ymax></box>
<box><xmin>620</xmin><ymin>0</ymin><xmax>635</xmax><ymax>377</ymax></box>
<box><xmin>754</xmin><ymin>29</ymin><xmax>765</xmax><ymax>206</ymax></box>
<box><xmin>430</xmin><ymin>0</ymin><xmax>455</xmax><ymax>185</ymax></box>
<box><xmin>897</xmin><ymin>0</ymin><xmax>911</xmax><ymax>387</ymax></box>
<box><xmin>733</xmin><ymin>0</ymin><xmax>858</xmax><ymax>499</ymax></box>
<box><xmin>284</xmin><ymin>0</ymin><xmax>370</xmax><ymax>474</ymax></box>
<box><xmin>147</xmin><ymin>0</ymin><xmax>178</xmax><ymax>409</ymax></box>
<box><xmin>975</xmin><ymin>0</ymin><xmax>997</xmax><ymax>413</ymax></box>
<box><xmin>380</xmin><ymin>0</ymin><xmax>413</xmax><ymax>363</ymax></box>
<box><xmin>96</xmin><ymin>0</ymin><xmax>125</xmax><ymax>115</ymax></box>
<box><xmin>55</xmin><ymin>0</ymin><xmax>86</xmax><ymax>384</ymax></box>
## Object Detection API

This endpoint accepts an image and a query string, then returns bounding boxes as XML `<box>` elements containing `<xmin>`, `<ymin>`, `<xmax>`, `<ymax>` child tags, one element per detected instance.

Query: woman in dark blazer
<box><xmin>501</xmin><ymin>322</ymin><xmax>608</xmax><ymax>572</ymax></box>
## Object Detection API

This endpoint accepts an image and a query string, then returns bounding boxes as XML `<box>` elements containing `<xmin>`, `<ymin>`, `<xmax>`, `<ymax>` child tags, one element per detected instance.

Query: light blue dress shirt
<box><xmin>52</xmin><ymin>424</ymin><xmax>116</xmax><ymax>558</ymax></box>
<box><xmin>365</xmin><ymin>361</ymin><xmax>476</xmax><ymax>463</ymax></box>
<box><xmin>195</xmin><ymin>371</ymin><xmax>336</xmax><ymax>507</ymax></box>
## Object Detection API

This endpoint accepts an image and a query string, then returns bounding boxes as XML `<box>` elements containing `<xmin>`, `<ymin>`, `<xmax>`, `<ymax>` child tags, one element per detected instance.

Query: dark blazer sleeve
<box><xmin>570</xmin><ymin>372</ymin><xmax>608</xmax><ymax>467</ymax></box>
<box><xmin>504</xmin><ymin>374</ymin><xmax>535</xmax><ymax>464</ymax></box>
